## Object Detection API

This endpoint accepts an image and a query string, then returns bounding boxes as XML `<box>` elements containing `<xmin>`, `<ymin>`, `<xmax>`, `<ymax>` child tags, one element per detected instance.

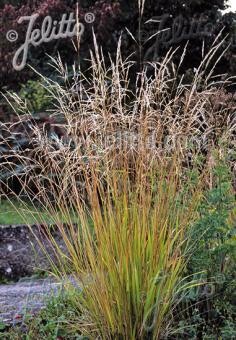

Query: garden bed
<box><xmin>0</xmin><ymin>225</ymin><xmax>67</xmax><ymax>282</ymax></box>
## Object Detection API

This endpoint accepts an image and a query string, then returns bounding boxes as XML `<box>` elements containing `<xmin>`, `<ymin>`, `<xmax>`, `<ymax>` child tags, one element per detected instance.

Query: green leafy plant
<box><xmin>173</xmin><ymin>154</ymin><xmax>236</xmax><ymax>339</ymax></box>
<box><xmin>18</xmin><ymin>80</ymin><xmax>52</xmax><ymax>114</ymax></box>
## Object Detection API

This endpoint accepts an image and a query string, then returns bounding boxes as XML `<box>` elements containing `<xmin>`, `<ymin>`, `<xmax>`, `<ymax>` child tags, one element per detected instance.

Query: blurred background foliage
<box><xmin>0</xmin><ymin>0</ymin><xmax>235</xmax><ymax>95</ymax></box>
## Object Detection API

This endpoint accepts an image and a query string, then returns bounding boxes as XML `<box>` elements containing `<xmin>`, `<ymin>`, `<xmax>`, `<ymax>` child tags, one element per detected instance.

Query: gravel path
<box><xmin>0</xmin><ymin>276</ymin><xmax>67</xmax><ymax>325</ymax></box>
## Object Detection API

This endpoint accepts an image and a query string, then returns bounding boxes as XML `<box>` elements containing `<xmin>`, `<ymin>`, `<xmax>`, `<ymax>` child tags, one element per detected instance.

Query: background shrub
<box><xmin>173</xmin><ymin>154</ymin><xmax>236</xmax><ymax>339</ymax></box>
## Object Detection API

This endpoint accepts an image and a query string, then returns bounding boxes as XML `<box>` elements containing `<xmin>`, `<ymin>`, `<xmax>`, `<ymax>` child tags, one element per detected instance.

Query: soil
<box><xmin>0</xmin><ymin>225</ymin><xmax>67</xmax><ymax>281</ymax></box>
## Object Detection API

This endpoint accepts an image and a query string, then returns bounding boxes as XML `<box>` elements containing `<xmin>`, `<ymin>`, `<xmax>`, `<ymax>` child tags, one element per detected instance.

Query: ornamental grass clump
<box><xmin>9</xmin><ymin>161</ymin><xmax>201</xmax><ymax>339</ymax></box>
<box><xmin>2</xmin><ymin>150</ymin><xmax>203</xmax><ymax>339</ymax></box>
<box><xmin>53</xmin><ymin>159</ymin><xmax>201</xmax><ymax>339</ymax></box>
<box><xmin>1</xmin><ymin>35</ymin><xmax>234</xmax><ymax>339</ymax></box>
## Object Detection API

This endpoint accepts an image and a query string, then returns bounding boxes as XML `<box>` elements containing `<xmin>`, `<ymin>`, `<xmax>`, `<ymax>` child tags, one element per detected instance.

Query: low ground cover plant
<box><xmin>0</xmin><ymin>199</ymin><xmax>53</xmax><ymax>224</ymax></box>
